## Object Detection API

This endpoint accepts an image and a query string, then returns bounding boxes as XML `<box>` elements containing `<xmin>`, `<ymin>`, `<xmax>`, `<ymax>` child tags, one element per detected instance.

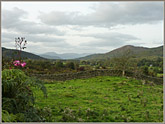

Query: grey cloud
<box><xmin>2</xmin><ymin>32</ymin><xmax>18</xmax><ymax>42</ymax></box>
<box><xmin>38</xmin><ymin>11</ymin><xmax>79</xmax><ymax>25</ymax></box>
<box><xmin>2</xmin><ymin>31</ymin><xmax>72</xmax><ymax>54</ymax></box>
<box><xmin>2</xmin><ymin>31</ymin><xmax>68</xmax><ymax>47</ymax></box>
<box><xmin>2</xmin><ymin>7</ymin><xmax>68</xmax><ymax>51</ymax></box>
<box><xmin>2</xmin><ymin>7</ymin><xmax>28</xmax><ymax>28</ymax></box>
<box><xmin>81</xmin><ymin>40</ymin><xmax>126</xmax><ymax>48</ymax></box>
<box><xmin>81</xmin><ymin>32</ymin><xmax>139</xmax><ymax>41</ymax></box>
<box><xmin>80</xmin><ymin>32</ymin><xmax>140</xmax><ymax>47</ymax></box>
<box><xmin>28</xmin><ymin>35</ymin><xmax>65</xmax><ymax>44</ymax></box>
<box><xmin>29</xmin><ymin>35</ymin><xmax>71</xmax><ymax>47</ymax></box>
<box><xmin>38</xmin><ymin>2</ymin><xmax>163</xmax><ymax>27</ymax></box>
<box><xmin>2</xmin><ymin>7</ymin><xmax>65</xmax><ymax>36</ymax></box>
<box><xmin>14</xmin><ymin>21</ymin><xmax>65</xmax><ymax>35</ymax></box>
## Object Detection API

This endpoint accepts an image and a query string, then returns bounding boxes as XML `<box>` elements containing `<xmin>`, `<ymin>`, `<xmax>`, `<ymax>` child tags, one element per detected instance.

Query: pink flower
<box><xmin>21</xmin><ymin>62</ymin><xmax>26</xmax><ymax>67</ymax></box>
<box><xmin>13</xmin><ymin>60</ymin><xmax>26</xmax><ymax>67</ymax></box>
<box><xmin>13</xmin><ymin>60</ymin><xmax>21</xmax><ymax>66</ymax></box>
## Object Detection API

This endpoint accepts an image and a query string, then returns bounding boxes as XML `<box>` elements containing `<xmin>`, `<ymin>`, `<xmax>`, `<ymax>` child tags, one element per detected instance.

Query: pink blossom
<box><xmin>13</xmin><ymin>60</ymin><xmax>21</xmax><ymax>66</ymax></box>
<box><xmin>13</xmin><ymin>60</ymin><xmax>26</xmax><ymax>67</ymax></box>
<box><xmin>21</xmin><ymin>62</ymin><xmax>26</xmax><ymax>67</ymax></box>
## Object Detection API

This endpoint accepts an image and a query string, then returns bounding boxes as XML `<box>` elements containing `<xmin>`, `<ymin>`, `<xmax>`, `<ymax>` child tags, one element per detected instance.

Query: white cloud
<box><xmin>2</xmin><ymin>7</ymin><xmax>65</xmax><ymax>36</ymax></box>
<box><xmin>38</xmin><ymin>2</ymin><xmax>163</xmax><ymax>27</ymax></box>
<box><xmin>80</xmin><ymin>32</ymin><xmax>140</xmax><ymax>47</ymax></box>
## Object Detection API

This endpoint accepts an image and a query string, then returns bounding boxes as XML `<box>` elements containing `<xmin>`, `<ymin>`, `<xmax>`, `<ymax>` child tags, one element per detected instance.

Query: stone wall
<box><xmin>30</xmin><ymin>69</ymin><xmax>163</xmax><ymax>85</ymax></box>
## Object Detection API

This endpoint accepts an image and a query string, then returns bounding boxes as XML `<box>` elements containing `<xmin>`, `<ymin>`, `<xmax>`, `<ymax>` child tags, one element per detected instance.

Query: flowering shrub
<box><xmin>12</xmin><ymin>37</ymin><xmax>27</xmax><ymax>68</ymax></box>
<box><xmin>2</xmin><ymin>69</ymin><xmax>47</xmax><ymax>122</ymax></box>
<box><xmin>2</xmin><ymin>37</ymin><xmax>50</xmax><ymax>122</ymax></box>
<box><xmin>13</xmin><ymin>60</ymin><xmax>20</xmax><ymax>66</ymax></box>
<box><xmin>21</xmin><ymin>62</ymin><xmax>26</xmax><ymax>67</ymax></box>
<box><xmin>13</xmin><ymin>60</ymin><xmax>26</xmax><ymax>67</ymax></box>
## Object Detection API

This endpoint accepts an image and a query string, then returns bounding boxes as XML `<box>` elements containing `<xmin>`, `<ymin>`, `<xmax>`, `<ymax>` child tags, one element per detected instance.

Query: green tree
<box><xmin>55</xmin><ymin>61</ymin><xmax>64</xmax><ymax>69</ymax></box>
<box><xmin>142</xmin><ymin>66</ymin><xmax>148</xmax><ymax>75</ymax></box>
<box><xmin>111</xmin><ymin>50</ymin><xmax>134</xmax><ymax>76</ymax></box>
<box><xmin>66</xmin><ymin>62</ymin><xmax>75</xmax><ymax>70</ymax></box>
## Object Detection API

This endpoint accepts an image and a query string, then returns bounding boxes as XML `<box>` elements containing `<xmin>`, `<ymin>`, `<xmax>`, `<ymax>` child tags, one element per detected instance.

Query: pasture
<box><xmin>34</xmin><ymin>76</ymin><xmax>163</xmax><ymax>122</ymax></box>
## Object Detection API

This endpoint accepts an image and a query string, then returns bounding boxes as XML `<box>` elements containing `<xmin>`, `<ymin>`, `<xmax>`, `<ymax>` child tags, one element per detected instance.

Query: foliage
<box><xmin>2</xmin><ymin>110</ymin><xmax>17</xmax><ymax>122</ymax></box>
<box><xmin>2</xmin><ymin>57</ymin><xmax>12</xmax><ymax>70</ymax></box>
<box><xmin>138</xmin><ymin>57</ymin><xmax>163</xmax><ymax>76</ymax></box>
<box><xmin>141</xmin><ymin>66</ymin><xmax>149</xmax><ymax>75</ymax></box>
<box><xmin>2</xmin><ymin>69</ymin><xmax>47</xmax><ymax>122</ymax></box>
<box><xmin>77</xmin><ymin>66</ymin><xmax>85</xmax><ymax>71</ymax></box>
<box><xmin>35</xmin><ymin>106</ymin><xmax>53</xmax><ymax>122</ymax></box>
<box><xmin>55</xmin><ymin>61</ymin><xmax>64</xmax><ymax>68</ymax></box>
<box><xmin>66</xmin><ymin>62</ymin><xmax>75</xmax><ymax>70</ymax></box>
<box><xmin>138</xmin><ymin>57</ymin><xmax>163</xmax><ymax>67</ymax></box>
<box><xmin>3</xmin><ymin>55</ymin><xmax>163</xmax><ymax>78</ymax></box>
<box><xmin>111</xmin><ymin>50</ymin><xmax>136</xmax><ymax>76</ymax></box>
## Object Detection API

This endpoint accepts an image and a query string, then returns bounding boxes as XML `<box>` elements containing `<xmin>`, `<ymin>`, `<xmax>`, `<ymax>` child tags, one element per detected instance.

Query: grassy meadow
<box><xmin>34</xmin><ymin>76</ymin><xmax>163</xmax><ymax>122</ymax></box>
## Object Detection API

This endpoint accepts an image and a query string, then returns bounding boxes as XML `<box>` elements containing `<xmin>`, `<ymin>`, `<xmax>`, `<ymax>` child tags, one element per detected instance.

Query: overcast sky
<box><xmin>1</xmin><ymin>2</ymin><xmax>164</xmax><ymax>54</ymax></box>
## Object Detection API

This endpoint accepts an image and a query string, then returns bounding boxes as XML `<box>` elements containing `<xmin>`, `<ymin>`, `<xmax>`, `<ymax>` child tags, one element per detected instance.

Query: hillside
<box><xmin>2</xmin><ymin>47</ymin><xmax>46</xmax><ymax>60</ymax></box>
<box><xmin>79</xmin><ymin>45</ymin><xmax>163</xmax><ymax>60</ymax></box>
<box><xmin>2</xmin><ymin>45</ymin><xmax>163</xmax><ymax>61</ymax></box>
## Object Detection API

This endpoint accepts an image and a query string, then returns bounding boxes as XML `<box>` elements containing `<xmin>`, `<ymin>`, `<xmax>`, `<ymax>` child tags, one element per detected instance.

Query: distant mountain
<box><xmin>2</xmin><ymin>47</ymin><xmax>46</xmax><ymax>60</ymax></box>
<box><xmin>79</xmin><ymin>45</ymin><xmax>163</xmax><ymax>60</ymax></box>
<box><xmin>40</xmin><ymin>54</ymin><xmax>61</xmax><ymax>60</ymax></box>
<box><xmin>3</xmin><ymin>45</ymin><xmax>163</xmax><ymax>61</ymax></box>
<box><xmin>40</xmin><ymin>52</ymin><xmax>91</xmax><ymax>60</ymax></box>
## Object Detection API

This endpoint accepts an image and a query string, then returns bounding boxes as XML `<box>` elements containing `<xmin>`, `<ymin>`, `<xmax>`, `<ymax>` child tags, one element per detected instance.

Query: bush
<box><xmin>55</xmin><ymin>61</ymin><xmax>64</xmax><ymax>69</ymax></box>
<box><xmin>2</xmin><ymin>110</ymin><xmax>17</xmax><ymax>122</ymax></box>
<box><xmin>141</xmin><ymin>66</ymin><xmax>148</xmax><ymax>75</ymax></box>
<box><xmin>77</xmin><ymin>66</ymin><xmax>85</xmax><ymax>71</ymax></box>
<box><xmin>66</xmin><ymin>62</ymin><xmax>75</xmax><ymax>70</ymax></box>
<box><xmin>2</xmin><ymin>69</ymin><xmax>47</xmax><ymax>122</ymax></box>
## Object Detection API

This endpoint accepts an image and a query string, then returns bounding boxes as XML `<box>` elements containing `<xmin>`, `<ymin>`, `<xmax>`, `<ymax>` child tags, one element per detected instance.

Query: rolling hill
<box><xmin>2</xmin><ymin>47</ymin><xmax>46</xmax><ymax>60</ymax></box>
<box><xmin>2</xmin><ymin>45</ymin><xmax>163</xmax><ymax>61</ymax></box>
<box><xmin>79</xmin><ymin>45</ymin><xmax>163</xmax><ymax>60</ymax></box>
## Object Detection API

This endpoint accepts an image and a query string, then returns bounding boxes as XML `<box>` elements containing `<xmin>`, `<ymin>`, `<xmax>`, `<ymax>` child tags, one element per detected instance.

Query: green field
<box><xmin>34</xmin><ymin>76</ymin><xmax>163</xmax><ymax>122</ymax></box>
